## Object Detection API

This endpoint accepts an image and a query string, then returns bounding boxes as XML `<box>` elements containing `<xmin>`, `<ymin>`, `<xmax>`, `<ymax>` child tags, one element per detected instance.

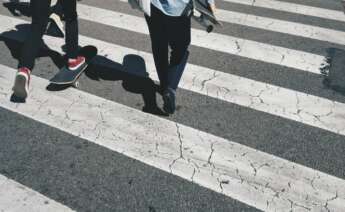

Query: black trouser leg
<box><xmin>167</xmin><ymin>51</ymin><xmax>189</xmax><ymax>90</ymax></box>
<box><xmin>168</xmin><ymin>14</ymin><xmax>191</xmax><ymax>67</ymax></box>
<box><xmin>51</xmin><ymin>0</ymin><xmax>63</xmax><ymax>18</ymax></box>
<box><xmin>19</xmin><ymin>0</ymin><xmax>79</xmax><ymax>70</ymax></box>
<box><xmin>61</xmin><ymin>0</ymin><xmax>78</xmax><ymax>59</ymax></box>
<box><xmin>145</xmin><ymin>6</ymin><xmax>169</xmax><ymax>90</ymax></box>
<box><xmin>145</xmin><ymin>5</ymin><xmax>191</xmax><ymax>91</ymax></box>
<box><xmin>18</xmin><ymin>0</ymin><xmax>51</xmax><ymax>70</ymax></box>
<box><xmin>167</xmin><ymin>14</ymin><xmax>191</xmax><ymax>90</ymax></box>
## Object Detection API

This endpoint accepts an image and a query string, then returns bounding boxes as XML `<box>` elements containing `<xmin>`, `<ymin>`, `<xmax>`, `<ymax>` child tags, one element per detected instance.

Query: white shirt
<box><xmin>151</xmin><ymin>0</ymin><xmax>214</xmax><ymax>17</ymax></box>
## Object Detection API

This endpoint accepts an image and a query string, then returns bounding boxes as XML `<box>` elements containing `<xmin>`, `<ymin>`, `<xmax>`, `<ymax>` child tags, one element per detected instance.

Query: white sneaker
<box><xmin>12</xmin><ymin>67</ymin><xmax>31</xmax><ymax>99</ymax></box>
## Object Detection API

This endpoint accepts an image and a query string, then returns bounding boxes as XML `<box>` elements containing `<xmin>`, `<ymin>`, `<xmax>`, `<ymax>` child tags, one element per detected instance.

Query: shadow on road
<box><xmin>2</xmin><ymin>1</ymin><xmax>32</xmax><ymax>17</ymax></box>
<box><xmin>0</xmin><ymin>23</ymin><xmax>167</xmax><ymax>115</ymax></box>
<box><xmin>85</xmin><ymin>54</ymin><xmax>167</xmax><ymax>116</ymax></box>
<box><xmin>0</xmin><ymin>24</ymin><xmax>65</xmax><ymax>103</ymax></box>
<box><xmin>0</xmin><ymin>24</ymin><xmax>65</xmax><ymax>69</ymax></box>
<box><xmin>320</xmin><ymin>48</ymin><xmax>345</xmax><ymax>96</ymax></box>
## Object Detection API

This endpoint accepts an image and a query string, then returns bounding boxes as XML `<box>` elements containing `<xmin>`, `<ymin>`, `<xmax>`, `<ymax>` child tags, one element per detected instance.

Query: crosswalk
<box><xmin>78</xmin><ymin>4</ymin><xmax>326</xmax><ymax>73</ymax></box>
<box><xmin>0</xmin><ymin>174</ymin><xmax>74</xmax><ymax>211</ymax></box>
<box><xmin>0</xmin><ymin>0</ymin><xmax>345</xmax><ymax>211</ymax></box>
<box><xmin>222</xmin><ymin>0</ymin><xmax>345</xmax><ymax>22</ymax></box>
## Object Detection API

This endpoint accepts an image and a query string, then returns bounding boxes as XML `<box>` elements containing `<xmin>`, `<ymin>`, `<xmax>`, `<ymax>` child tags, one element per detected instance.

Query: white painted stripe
<box><xmin>119</xmin><ymin>0</ymin><xmax>345</xmax><ymax>45</ymax></box>
<box><xmin>0</xmin><ymin>64</ymin><xmax>344</xmax><ymax>211</ymax></box>
<box><xmin>222</xmin><ymin>0</ymin><xmax>345</xmax><ymax>23</ymax></box>
<box><xmin>1</xmin><ymin>14</ymin><xmax>345</xmax><ymax>136</ymax></box>
<box><xmin>215</xmin><ymin>9</ymin><xmax>345</xmax><ymax>46</ymax></box>
<box><xmin>77</xmin><ymin>4</ymin><xmax>325</xmax><ymax>74</ymax></box>
<box><xmin>0</xmin><ymin>174</ymin><xmax>74</xmax><ymax>212</ymax></box>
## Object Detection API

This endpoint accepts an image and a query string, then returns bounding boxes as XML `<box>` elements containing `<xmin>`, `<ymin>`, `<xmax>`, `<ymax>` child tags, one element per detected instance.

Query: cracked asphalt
<box><xmin>0</xmin><ymin>0</ymin><xmax>345</xmax><ymax>211</ymax></box>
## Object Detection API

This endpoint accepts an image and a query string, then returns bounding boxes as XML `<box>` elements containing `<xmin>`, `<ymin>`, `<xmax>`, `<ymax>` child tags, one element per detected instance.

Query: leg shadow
<box><xmin>85</xmin><ymin>54</ymin><xmax>167</xmax><ymax>116</ymax></box>
<box><xmin>10</xmin><ymin>94</ymin><xmax>26</xmax><ymax>103</ymax></box>
<box><xmin>2</xmin><ymin>1</ymin><xmax>31</xmax><ymax>17</ymax></box>
<box><xmin>0</xmin><ymin>24</ymin><xmax>65</xmax><ymax>69</ymax></box>
<box><xmin>1</xmin><ymin>24</ymin><xmax>166</xmax><ymax>115</ymax></box>
<box><xmin>122</xmin><ymin>54</ymin><xmax>167</xmax><ymax>115</ymax></box>
<box><xmin>321</xmin><ymin>48</ymin><xmax>345</xmax><ymax>96</ymax></box>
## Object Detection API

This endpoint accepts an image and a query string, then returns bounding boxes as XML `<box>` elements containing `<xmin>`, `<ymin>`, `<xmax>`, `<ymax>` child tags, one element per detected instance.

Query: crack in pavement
<box><xmin>323</xmin><ymin>192</ymin><xmax>339</xmax><ymax>212</ymax></box>
<box><xmin>200</xmin><ymin>71</ymin><xmax>220</xmax><ymax>91</ymax></box>
<box><xmin>169</xmin><ymin>123</ymin><xmax>185</xmax><ymax>173</ymax></box>
<box><xmin>287</xmin><ymin>198</ymin><xmax>312</xmax><ymax>211</ymax></box>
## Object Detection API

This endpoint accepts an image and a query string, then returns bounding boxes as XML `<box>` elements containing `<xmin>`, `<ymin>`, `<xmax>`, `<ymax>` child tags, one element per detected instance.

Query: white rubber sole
<box><xmin>12</xmin><ymin>73</ymin><xmax>28</xmax><ymax>98</ymax></box>
<box><xmin>68</xmin><ymin>60</ymin><xmax>86</xmax><ymax>71</ymax></box>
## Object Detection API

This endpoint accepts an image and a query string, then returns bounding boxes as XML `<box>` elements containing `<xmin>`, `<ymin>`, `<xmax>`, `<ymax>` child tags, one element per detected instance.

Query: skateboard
<box><xmin>49</xmin><ymin>45</ymin><xmax>97</xmax><ymax>88</ymax></box>
<box><xmin>128</xmin><ymin>0</ymin><xmax>151</xmax><ymax>16</ymax></box>
<box><xmin>191</xmin><ymin>0</ymin><xmax>222</xmax><ymax>33</ymax></box>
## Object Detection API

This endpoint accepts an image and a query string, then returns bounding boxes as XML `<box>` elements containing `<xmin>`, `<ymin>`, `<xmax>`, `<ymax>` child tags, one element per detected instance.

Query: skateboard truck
<box><xmin>192</xmin><ymin>11</ymin><xmax>214</xmax><ymax>33</ymax></box>
<box><xmin>190</xmin><ymin>0</ymin><xmax>222</xmax><ymax>33</ymax></box>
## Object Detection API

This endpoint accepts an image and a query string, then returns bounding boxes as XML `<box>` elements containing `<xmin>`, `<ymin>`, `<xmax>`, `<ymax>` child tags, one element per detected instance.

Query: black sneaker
<box><xmin>162</xmin><ymin>87</ymin><xmax>176</xmax><ymax>114</ymax></box>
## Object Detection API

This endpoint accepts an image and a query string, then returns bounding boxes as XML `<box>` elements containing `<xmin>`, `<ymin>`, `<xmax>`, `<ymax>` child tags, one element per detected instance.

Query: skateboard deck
<box><xmin>192</xmin><ymin>0</ymin><xmax>222</xmax><ymax>33</ymax></box>
<box><xmin>49</xmin><ymin>45</ymin><xmax>97</xmax><ymax>87</ymax></box>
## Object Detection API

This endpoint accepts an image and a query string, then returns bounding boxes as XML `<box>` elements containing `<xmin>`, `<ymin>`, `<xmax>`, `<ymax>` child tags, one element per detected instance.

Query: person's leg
<box><xmin>46</xmin><ymin>0</ymin><xmax>64</xmax><ymax>38</ymax></box>
<box><xmin>167</xmin><ymin>14</ymin><xmax>191</xmax><ymax>90</ymax></box>
<box><xmin>51</xmin><ymin>0</ymin><xmax>63</xmax><ymax>18</ymax></box>
<box><xmin>61</xmin><ymin>0</ymin><xmax>78</xmax><ymax>59</ymax></box>
<box><xmin>160</xmin><ymin>14</ymin><xmax>191</xmax><ymax>114</ymax></box>
<box><xmin>14</xmin><ymin>0</ymin><xmax>51</xmax><ymax>98</ymax></box>
<box><xmin>145</xmin><ymin>5</ymin><xmax>169</xmax><ymax>91</ymax></box>
<box><xmin>61</xmin><ymin>0</ymin><xmax>85</xmax><ymax>70</ymax></box>
<box><xmin>18</xmin><ymin>0</ymin><xmax>51</xmax><ymax>70</ymax></box>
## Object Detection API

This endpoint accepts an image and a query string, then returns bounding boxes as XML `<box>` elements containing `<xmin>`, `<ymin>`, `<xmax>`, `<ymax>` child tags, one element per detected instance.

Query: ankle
<box><xmin>164</xmin><ymin>87</ymin><xmax>176</xmax><ymax>95</ymax></box>
<box><xmin>18</xmin><ymin>67</ymin><xmax>31</xmax><ymax>75</ymax></box>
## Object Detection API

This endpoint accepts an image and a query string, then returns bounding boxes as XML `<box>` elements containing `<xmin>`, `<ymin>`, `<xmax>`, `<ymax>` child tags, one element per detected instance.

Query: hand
<box><xmin>208</xmin><ymin>3</ymin><xmax>216</xmax><ymax>14</ymax></box>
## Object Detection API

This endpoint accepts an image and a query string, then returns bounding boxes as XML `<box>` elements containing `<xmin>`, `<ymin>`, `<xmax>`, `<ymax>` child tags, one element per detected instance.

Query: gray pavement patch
<box><xmin>0</xmin><ymin>107</ymin><xmax>258</xmax><ymax>212</ymax></box>
<box><xmin>0</xmin><ymin>41</ymin><xmax>344</xmax><ymax>181</ymax></box>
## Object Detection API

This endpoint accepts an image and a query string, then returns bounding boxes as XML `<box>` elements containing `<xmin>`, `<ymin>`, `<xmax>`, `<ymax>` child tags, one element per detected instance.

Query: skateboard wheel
<box><xmin>73</xmin><ymin>81</ymin><xmax>80</xmax><ymax>88</ymax></box>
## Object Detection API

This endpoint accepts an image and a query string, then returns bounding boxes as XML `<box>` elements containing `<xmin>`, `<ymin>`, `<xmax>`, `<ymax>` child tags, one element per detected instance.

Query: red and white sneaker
<box><xmin>68</xmin><ymin>56</ymin><xmax>86</xmax><ymax>71</ymax></box>
<box><xmin>12</xmin><ymin>67</ymin><xmax>31</xmax><ymax>99</ymax></box>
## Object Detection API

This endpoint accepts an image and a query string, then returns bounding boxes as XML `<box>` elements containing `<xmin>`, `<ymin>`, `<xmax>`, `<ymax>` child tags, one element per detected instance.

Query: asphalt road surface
<box><xmin>0</xmin><ymin>0</ymin><xmax>345</xmax><ymax>211</ymax></box>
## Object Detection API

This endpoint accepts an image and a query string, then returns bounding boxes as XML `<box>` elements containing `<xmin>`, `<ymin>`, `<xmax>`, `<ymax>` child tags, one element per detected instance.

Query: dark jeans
<box><xmin>19</xmin><ymin>0</ymin><xmax>79</xmax><ymax>70</ymax></box>
<box><xmin>145</xmin><ymin>5</ymin><xmax>191</xmax><ymax>91</ymax></box>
